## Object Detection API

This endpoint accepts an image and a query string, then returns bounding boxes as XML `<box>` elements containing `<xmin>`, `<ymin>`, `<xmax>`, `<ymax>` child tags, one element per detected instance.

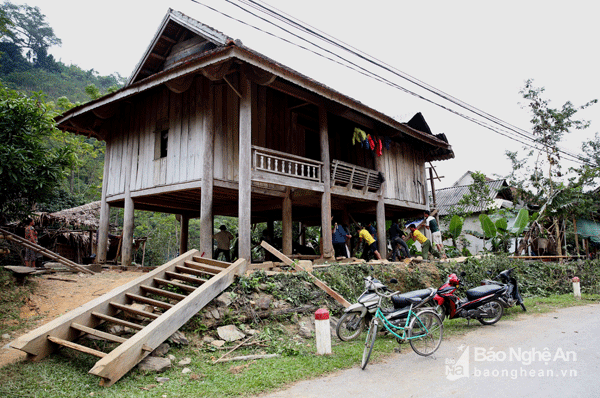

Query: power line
<box><xmin>189</xmin><ymin>0</ymin><xmax>589</xmax><ymax>166</ymax></box>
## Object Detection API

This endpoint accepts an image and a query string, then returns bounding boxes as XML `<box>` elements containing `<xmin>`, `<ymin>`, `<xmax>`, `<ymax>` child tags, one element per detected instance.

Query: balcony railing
<box><xmin>331</xmin><ymin>159</ymin><xmax>382</xmax><ymax>193</ymax></box>
<box><xmin>252</xmin><ymin>146</ymin><xmax>322</xmax><ymax>183</ymax></box>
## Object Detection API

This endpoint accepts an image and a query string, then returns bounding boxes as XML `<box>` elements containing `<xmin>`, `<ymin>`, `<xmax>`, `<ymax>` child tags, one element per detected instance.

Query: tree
<box><xmin>0</xmin><ymin>83</ymin><xmax>75</xmax><ymax>224</ymax></box>
<box><xmin>506</xmin><ymin>80</ymin><xmax>597</xmax><ymax>255</ymax></box>
<box><xmin>0</xmin><ymin>2</ymin><xmax>61</xmax><ymax>66</ymax></box>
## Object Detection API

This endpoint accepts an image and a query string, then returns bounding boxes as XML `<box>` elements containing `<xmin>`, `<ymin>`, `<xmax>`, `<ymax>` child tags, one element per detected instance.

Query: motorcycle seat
<box><xmin>466</xmin><ymin>285</ymin><xmax>503</xmax><ymax>301</ymax></box>
<box><xmin>391</xmin><ymin>288</ymin><xmax>431</xmax><ymax>309</ymax></box>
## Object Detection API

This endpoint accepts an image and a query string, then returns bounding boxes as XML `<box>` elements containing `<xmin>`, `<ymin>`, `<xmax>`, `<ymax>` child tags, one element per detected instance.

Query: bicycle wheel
<box><xmin>336</xmin><ymin>312</ymin><xmax>365</xmax><ymax>341</ymax></box>
<box><xmin>361</xmin><ymin>319</ymin><xmax>378</xmax><ymax>370</ymax></box>
<box><xmin>408</xmin><ymin>311</ymin><xmax>443</xmax><ymax>356</ymax></box>
<box><xmin>477</xmin><ymin>299</ymin><xmax>504</xmax><ymax>325</ymax></box>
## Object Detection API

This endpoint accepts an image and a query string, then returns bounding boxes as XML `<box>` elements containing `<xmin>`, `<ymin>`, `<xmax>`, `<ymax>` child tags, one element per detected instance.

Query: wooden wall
<box><xmin>380</xmin><ymin>140</ymin><xmax>427</xmax><ymax>205</ymax></box>
<box><xmin>105</xmin><ymin>75</ymin><xmax>240</xmax><ymax>197</ymax></box>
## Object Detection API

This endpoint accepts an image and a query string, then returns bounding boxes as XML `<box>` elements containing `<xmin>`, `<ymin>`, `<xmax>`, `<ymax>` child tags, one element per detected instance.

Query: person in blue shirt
<box><xmin>332</xmin><ymin>221</ymin><xmax>351</xmax><ymax>258</ymax></box>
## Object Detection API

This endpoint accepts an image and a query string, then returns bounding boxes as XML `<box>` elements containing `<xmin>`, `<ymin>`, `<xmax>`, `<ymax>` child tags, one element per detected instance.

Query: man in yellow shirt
<box><xmin>358</xmin><ymin>224</ymin><xmax>381</xmax><ymax>260</ymax></box>
<box><xmin>408</xmin><ymin>223</ymin><xmax>437</xmax><ymax>260</ymax></box>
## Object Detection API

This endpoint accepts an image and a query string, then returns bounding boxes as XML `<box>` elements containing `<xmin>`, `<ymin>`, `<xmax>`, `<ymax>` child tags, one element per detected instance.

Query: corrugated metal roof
<box><xmin>433</xmin><ymin>180</ymin><xmax>512</xmax><ymax>216</ymax></box>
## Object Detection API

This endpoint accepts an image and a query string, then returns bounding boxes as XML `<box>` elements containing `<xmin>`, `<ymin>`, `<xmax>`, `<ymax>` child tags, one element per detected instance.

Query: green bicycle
<box><xmin>360</xmin><ymin>281</ymin><xmax>443</xmax><ymax>369</ymax></box>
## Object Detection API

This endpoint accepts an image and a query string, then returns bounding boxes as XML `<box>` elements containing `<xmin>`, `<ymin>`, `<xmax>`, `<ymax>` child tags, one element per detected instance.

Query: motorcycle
<box><xmin>336</xmin><ymin>275</ymin><xmax>437</xmax><ymax>341</ymax></box>
<box><xmin>481</xmin><ymin>267</ymin><xmax>526</xmax><ymax>311</ymax></box>
<box><xmin>434</xmin><ymin>272</ymin><xmax>507</xmax><ymax>325</ymax></box>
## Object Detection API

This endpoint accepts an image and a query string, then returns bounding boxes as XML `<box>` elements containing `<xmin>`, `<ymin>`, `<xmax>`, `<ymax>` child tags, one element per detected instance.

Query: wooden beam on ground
<box><xmin>71</xmin><ymin>323</ymin><xmax>127</xmax><ymax>344</ymax></box>
<box><xmin>260</xmin><ymin>241</ymin><xmax>350</xmax><ymax>308</ymax></box>
<box><xmin>48</xmin><ymin>335</ymin><xmax>107</xmax><ymax>358</ymax></box>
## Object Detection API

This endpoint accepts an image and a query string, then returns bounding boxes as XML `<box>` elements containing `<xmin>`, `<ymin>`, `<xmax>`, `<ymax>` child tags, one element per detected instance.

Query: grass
<box><xmin>0</xmin><ymin>268</ymin><xmax>38</xmax><ymax>337</ymax></box>
<box><xmin>1</xmin><ymin>293</ymin><xmax>598</xmax><ymax>397</ymax></box>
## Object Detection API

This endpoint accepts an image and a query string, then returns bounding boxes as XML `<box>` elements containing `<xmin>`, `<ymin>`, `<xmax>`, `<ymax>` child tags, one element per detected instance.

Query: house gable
<box><xmin>127</xmin><ymin>9</ymin><xmax>232</xmax><ymax>85</ymax></box>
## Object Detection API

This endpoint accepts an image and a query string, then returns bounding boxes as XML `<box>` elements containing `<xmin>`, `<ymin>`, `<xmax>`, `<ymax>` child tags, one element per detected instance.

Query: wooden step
<box><xmin>182</xmin><ymin>261</ymin><xmax>223</xmax><ymax>275</ymax></box>
<box><xmin>165</xmin><ymin>271</ymin><xmax>208</xmax><ymax>285</ymax></box>
<box><xmin>191</xmin><ymin>256</ymin><xmax>230</xmax><ymax>268</ymax></box>
<box><xmin>154</xmin><ymin>277</ymin><xmax>197</xmax><ymax>292</ymax></box>
<box><xmin>125</xmin><ymin>293</ymin><xmax>174</xmax><ymax>310</ymax></box>
<box><xmin>48</xmin><ymin>336</ymin><xmax>107</xmax><ymax>358</ymax></box>
<box><xmin>109</xmin><ymin>302</ymin><xmax>159</xmax><ymax>320</ymax></box>
<box><xmin>71</xmin><ymin>323</ymin><xmax>127</xmax><ymax>344</ymax></box>
<box><xmin>91</xmin><ymin>312</ymin><xmax>144</xmax><ymax>330</ymax></box>
<box><xmin>140</xmin><ymin>285</ymin><xmax>187</xmax><ymax>301</ymax></box>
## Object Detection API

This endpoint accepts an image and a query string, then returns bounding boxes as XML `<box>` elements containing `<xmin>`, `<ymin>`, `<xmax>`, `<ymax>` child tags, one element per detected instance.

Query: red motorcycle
<box><xmin>434</xmin><ymin>272</ymin><xmax>507</xmax><ymax>325</ymax></box>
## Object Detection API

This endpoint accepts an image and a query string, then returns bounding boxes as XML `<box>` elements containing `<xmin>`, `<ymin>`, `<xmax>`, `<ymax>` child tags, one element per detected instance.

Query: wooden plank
<box><xmin>165</xmin><ymin>271</ymin><xmax>208</xmax><ymax>285</ymax></box>
<box><xmin>71</xmin><ymin>323</ymin><xmax>128</xmax><ymax>344</ymax></box>
<box><xmin>125</xmin><ymin>293</ymin><xmax>174</xmax><ymax>310</ymax></box>
<box><xmin>191</xmin><ymin>256</ymin><xmax>231</xmax><ymax>268</ymax></box>
<box><xmin>154</xmin><ymin>277</ymin><xmax>197</xmax><ymax>292</ymax></box>
<box><xmin>110</xmin><ymin>302</ymin><xmax>159</xmax><ymax>320</ymax></box>
<box><xmin>91</xmin><ymin>312</ymin><xmax>145</xmax><ymax>330</ymax></box>
<box><xmin>176</xmin><ymin>264</ymin><xmax>219</xmax><ymax>277</ymax></box>
<box><xmin>260</xmin><ymin>241</ymin><xmax>350</xmax><ymax>308</ymax></box>
<box><xmin>47</xmin><ymin>336</ymin><xmax>107</xmax><ymax>358</ymax></box>
<box><xmin>10</xmin><ymin>250</ymin><xmax>200</xmax><ymax>361</ymax></box>
<box><xmin>89</xmin><ymin>258</ymin><xmax>247</xmax><ymax>386</ymax></box>
<box><xmin>140</xmin><ymin>285</ymin><xmax>187</xmax><ymax>301</ymax></box>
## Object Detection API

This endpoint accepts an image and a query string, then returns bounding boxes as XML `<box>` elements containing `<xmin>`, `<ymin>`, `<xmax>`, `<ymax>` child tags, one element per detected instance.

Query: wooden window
<box><xmin>154</xmin><ymin>127</ymin><xmax>169</xmax><ymax>159</ymax></box>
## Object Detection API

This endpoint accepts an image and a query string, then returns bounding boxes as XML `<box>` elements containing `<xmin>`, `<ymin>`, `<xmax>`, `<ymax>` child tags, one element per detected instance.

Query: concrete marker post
<box><xmin>315</xmin><ymin>308</ymin><xmax>331</xmax><ymax>355</ymax></box>
<box><xmin>572</xmin><ymin>276</ymin><xmax>581</xmax><ymax>299</ymax></box>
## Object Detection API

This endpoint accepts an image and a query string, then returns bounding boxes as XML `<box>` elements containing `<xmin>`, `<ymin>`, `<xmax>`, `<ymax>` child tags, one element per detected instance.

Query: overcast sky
<box><xmin>19</xmin><ymin>0</ymin><xmax>599</xmax><ymax>188</ymax></box>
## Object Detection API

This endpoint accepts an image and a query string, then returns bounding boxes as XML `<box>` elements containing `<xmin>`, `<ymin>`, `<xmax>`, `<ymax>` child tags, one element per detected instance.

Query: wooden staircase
<box><xmin>11</xmin><ymin>250</ymin><xmax>247</xmax><ymax>386</ymax></box>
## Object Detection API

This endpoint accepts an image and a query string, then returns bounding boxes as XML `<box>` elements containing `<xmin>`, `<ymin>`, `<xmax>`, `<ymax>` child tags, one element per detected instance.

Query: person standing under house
<box><xmin>213</xmin><ymin>225</ymin><xmax>234</xmax><ymax>262</ymax></box>
<box><xmin>424</xmin><ymin>210</ymin><xmax>446</xmax><ymax>259</ymax></box>
<box><xmin>408</xmin><ymin>223</ymin><xmax>438</xmax><ymax>261</ymax></box>
<box><xmin>24</xmin><ymin>218</ymin><xmax>38</xmax><ymax>267</ymax></box>
<box><xmin>358</xmin><ymin>224</ymin><xmax>382</xmax><ymax>260</ymax></box>
<box><xmin>389</xmin><ymin>219</ymin><xmax>410</xmax><ymax>260</ymax></box>
<box><xmin>332</xmin><ymin>221</ymin><xmax>351</xmax><ymax>258</ymax></box>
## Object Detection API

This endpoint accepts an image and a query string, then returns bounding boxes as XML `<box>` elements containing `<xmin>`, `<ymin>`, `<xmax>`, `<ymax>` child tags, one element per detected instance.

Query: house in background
<box><xmin>433</xmin><ymin>171</ymin><xmax>513</xmax><ymax>254</ymax></box>
<box><xmin>55</xmin><ymin>9</ymin><xmax>454</xmax><ymax>266</ymax></box>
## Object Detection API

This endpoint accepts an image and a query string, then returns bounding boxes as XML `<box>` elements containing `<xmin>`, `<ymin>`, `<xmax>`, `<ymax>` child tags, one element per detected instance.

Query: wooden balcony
<box><xmin>331</xmin><ymin>159</ymin><xmax>382</xmax><ymax>193</ymax></box>
<box><xmin>252</xmin><ymin>146</ymin><xmax>323</xmax><ymax>183</ymax></box>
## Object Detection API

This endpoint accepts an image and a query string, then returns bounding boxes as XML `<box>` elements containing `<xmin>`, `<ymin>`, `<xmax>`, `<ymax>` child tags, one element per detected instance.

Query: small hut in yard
<box><xmin>55</xmin><ymin>9</ymin><xmax>454</xmax><ymax>266</ymax></box>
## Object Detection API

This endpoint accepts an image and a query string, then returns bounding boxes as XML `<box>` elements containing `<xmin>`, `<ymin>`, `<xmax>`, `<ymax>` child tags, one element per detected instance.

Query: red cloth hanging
<box><xmin>377</xmin><ymin>138</ymin><xmax>383</xmax><ymax>156</ymax></box>
<box><xmin>368</xmin><ymin>135</ymin><xmax>375</xmax><ymax>150</ymax></box>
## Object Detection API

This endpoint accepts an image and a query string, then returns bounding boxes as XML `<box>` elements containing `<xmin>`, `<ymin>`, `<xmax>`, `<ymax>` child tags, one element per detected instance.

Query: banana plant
<box><xmin>479</xmin><ymin>208</ymin><xmax>529</xmax><ymax>252</ymax></box>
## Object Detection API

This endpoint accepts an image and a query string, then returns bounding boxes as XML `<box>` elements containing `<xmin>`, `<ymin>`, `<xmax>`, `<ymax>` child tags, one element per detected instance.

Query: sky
<box><xmin>17</xmin><ymin>0</ymin><xmax>600</xmax><ymax>188</ymax></box>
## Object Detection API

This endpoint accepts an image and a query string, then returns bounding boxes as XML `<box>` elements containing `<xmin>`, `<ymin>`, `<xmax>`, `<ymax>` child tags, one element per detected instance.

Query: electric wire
<box><xmin>188</xmin><ymin>0</ymin><xmax>589</xmax><ymax>165</ymax></box>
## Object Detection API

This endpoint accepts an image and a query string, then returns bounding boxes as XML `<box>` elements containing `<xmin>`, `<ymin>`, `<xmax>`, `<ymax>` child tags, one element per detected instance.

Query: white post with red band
<box><xmin>315</xmin><ymin>308</ymin><xmax>331</xmax><ymax>355</ymax></box>
<box><xmin>572</xmin><ymin>277</ymin><xmax>581</xmax><ymax>299</ymax></box>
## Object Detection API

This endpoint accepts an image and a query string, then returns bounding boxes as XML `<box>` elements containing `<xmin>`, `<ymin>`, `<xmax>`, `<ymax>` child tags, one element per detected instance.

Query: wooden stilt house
<box><xmin>55</xmin><ymin>9</ymin><xmax>454</xmax><ymax>266</ymax></box>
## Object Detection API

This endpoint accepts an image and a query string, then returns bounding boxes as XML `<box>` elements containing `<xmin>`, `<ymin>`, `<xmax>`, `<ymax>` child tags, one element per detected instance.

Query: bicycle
<box><xmin>360</xmin><ymin>281</ymin><xmax>443</xmax><ymax>370</ymax></box>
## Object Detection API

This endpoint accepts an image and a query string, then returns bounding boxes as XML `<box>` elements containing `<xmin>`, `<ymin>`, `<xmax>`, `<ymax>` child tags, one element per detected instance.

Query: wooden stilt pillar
<box><xmin>319</xmin><ymin>105</ymin><xmax>333</xmax><ymax>259</ymax></box>
<box><xmin>180</xmin><ymin>216</ymin><xmax>189</xmax><ymax>255</ymax></box>
<box><xmin>573</xmin><ymin>217</ymin><xmax>580</xmax><ymax>256</ymax></box>
<box><xmin>282</xmin><ymin>188</ymin><xmax>292</xmax><ymax>256</ymax></box>
<box><xmin>97</xmin><ymin>141</ymin><xmax>112</xmax><ymax>264</ymax></box>
<box><xmin>374</xmin><ymin>153</ymin><xmax>386</xmax><ymax>258</ymax></box>
<box><xmin>121</xmin><ymin>128</ymin><xmax>136</xmax><ymax>267</ymax></box>
<box><xmin>238</xmin><ymin>73</ymin><xmax>252</xmax><ymax>270</ymax></box>
<box><xmin>200</xmin><ymin>81</ymin><xmax>215</xmax><ymax>258</ymax></box>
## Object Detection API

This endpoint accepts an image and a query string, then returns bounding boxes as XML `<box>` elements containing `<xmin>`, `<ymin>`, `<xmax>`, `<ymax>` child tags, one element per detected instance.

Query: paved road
<box><xmin>257</xmin><ymin>304</ymin><xmax>600</xmax><ymax>398</ymax></box>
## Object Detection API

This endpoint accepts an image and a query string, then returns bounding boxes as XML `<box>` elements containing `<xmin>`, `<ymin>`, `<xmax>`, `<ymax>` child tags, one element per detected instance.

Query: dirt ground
<box><xmin>0</xmin><ymin>270</ymin><xmax>142</xmax><ymax>368</ymax></box>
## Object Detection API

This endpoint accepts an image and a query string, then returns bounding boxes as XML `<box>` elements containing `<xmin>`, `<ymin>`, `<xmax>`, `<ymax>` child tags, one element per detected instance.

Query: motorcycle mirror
<box><xmin>370</xmin><ymin>266</ymin><xmax>375</xmax><ymax>271</ymax></box>
<box><xmin>389</xmin><ymin>278</ymin><xmax>398</xmax><ymax>284</ymax></box>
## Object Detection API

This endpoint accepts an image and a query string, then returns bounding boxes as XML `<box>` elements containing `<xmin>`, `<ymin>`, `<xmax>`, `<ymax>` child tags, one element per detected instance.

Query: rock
<box><xmin>211</xmin><ymin>340</ymin><xmax>225</xmax><ymax>347</ymax></box>
<box><xmin>239</xmin><ymin>324</ymin><xmax>257</xmax><ymax>335</ymax></box>
<box><xmin>298</xmin><ymin>325</ymin><xmax>312</xmax><ymax>338</ymax></box>
<box><xmin>217</xmin><ymin>325</ymin><xmax>245</xmax><ymax>342</ymax></box>
<box><xmin>215</xmin><ymin>292</ymin><xmax>233</xmax><ymax>307</ymax></box>
<box><xmin>151</xmin><ymin>343</ymin><xmax>170</xmax><ymax>357</ymax></box>
<box><xmin>210</xmin><ymin>308</ymin><xmax>221</xmax><ymax>320</ymax></box>
<box><xmin>169</xmin><ymin>331</ymin><xmax>189</xmax><ymax>345</ymax></box>
<box><xmin>155</xmin><ymin>377</ymin><xmax>170</xmax><ymax>383</ymax></box>
<box><xmin>167</xmin><ymin>354</ymin><xmax>176</xmax><ymax>361</ymax></box>
<box><xmin>202</xmin><ymin>335</ymin><xmax>215</xmax><ymax>344</ymax></box>
<box><xmin>138</xmin><ymin>356</ymin><xmax>172</xmax><ymax>372</ymax></box>
<box><xmin>256</xmin><ymin>295</ymin><xmax>272</xmax><ymax>310</ymax></box>
<box><xmin>178</xmin><ymin>357</ymin><xmax>192</xmax><ymax>366</ymax></box>
<box><xmin>2</xmin><ymin>334</ymin><xmax>10</xmax><ymax>339</ymax></box>
<box><xmin>182</xmin><ymin>367</ymin><xmax>192</xmax><ymax>374</ymax></box>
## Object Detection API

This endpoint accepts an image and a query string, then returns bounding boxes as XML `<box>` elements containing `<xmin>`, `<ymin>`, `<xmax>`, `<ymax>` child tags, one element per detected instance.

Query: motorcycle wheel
<box><xmin>408</xmin><ymin>311</ymin><xmax>443</xmax><ymax>356</ymax></box>
<box><xmin>336</xmin><ymin>312</ymin><xmax>365</xmax><ymax>341</ymax></box>
<box><xmin>361</xmin><ymin>319</ymin><xmax>378</xmax><ymax>370</ymax></box>
<box><xmin>477</xmin><ymin>299</ymin><xmax>504</xmax><ymax>325</ymax></box>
